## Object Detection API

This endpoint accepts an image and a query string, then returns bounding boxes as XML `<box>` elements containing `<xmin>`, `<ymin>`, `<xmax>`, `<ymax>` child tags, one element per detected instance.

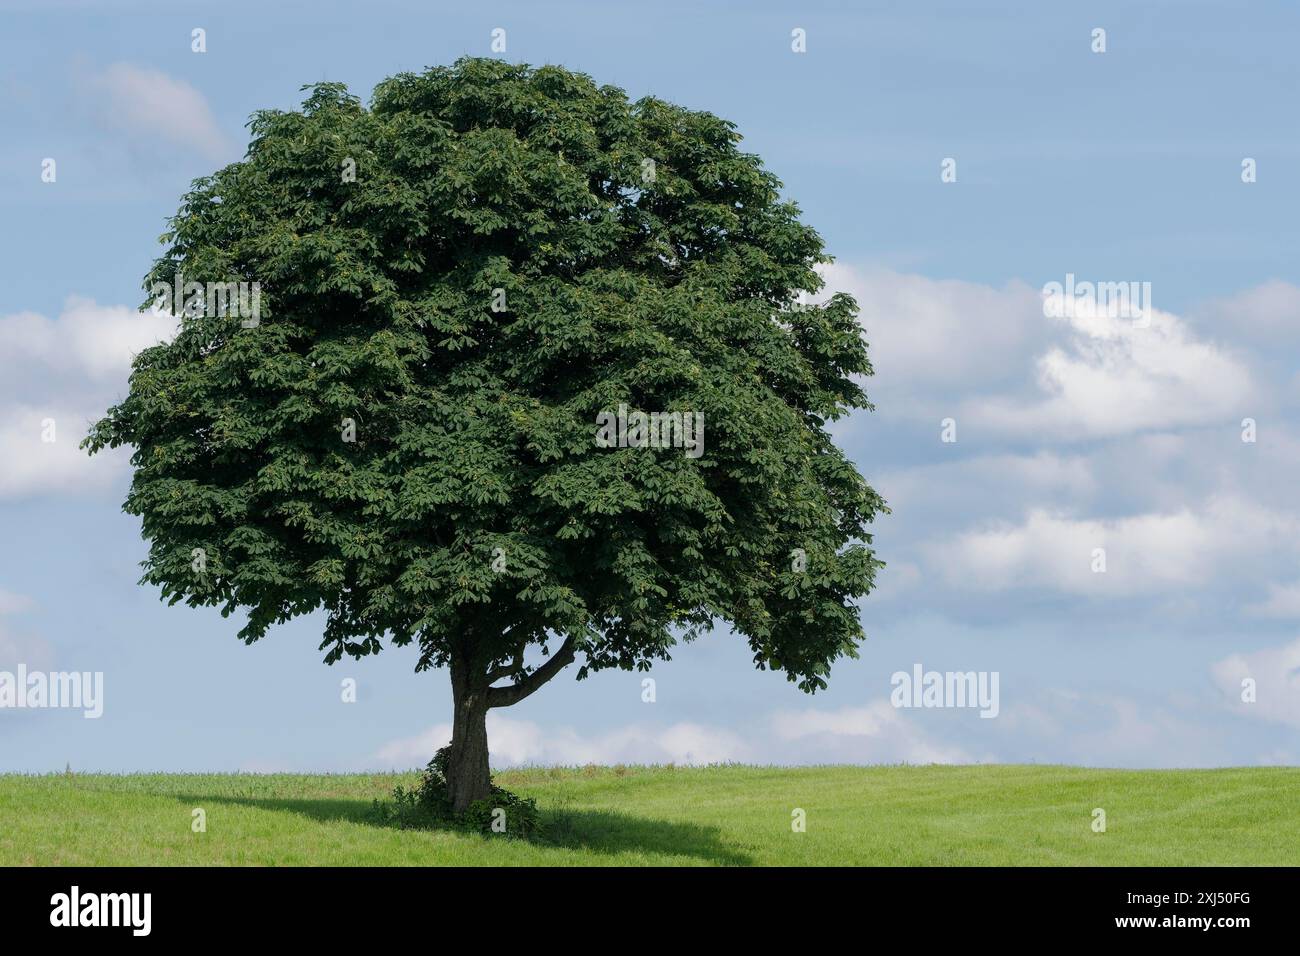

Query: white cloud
<box><xmin>926</xmin><ymin>496</ymin><xmax>1298</xmax><ymax>596</ymax></box>
<box><xmin>821</xmin><ymin>263</ymin><xmax>1259</xmax><ymax>440</ymax></box>
<box><xmin>943</xmin><ymin>687</ymin><xmax>1250</xmax><ymax>768</ymax></box>
<box><xmin>1211</xmin><ymin>637</ymin><xmax>1300</xmax><ymax>729</ymax></box>
<box><xmin>1064</xmin><ymin>694</ymin><xmax>1232</xmax><ymax>767</ymax></box>
<box><xmin>373</xmin><ymin>714</ymin><xmax>750</xmax><ymax>770</ymax></box>
<box><xmin>1197</xmin><ymin>279</ymin><xmax>1300</xmax><ymax>345</ymax></box>
<box><xmin>968</xmin><ymin>298</ymin><xmax>1257</xmax><ymax>439</ymax></box>
<box><xmin>820</xmin><ymin>263</ymin><xmax>1045</xmax><ymax>392</ymax></box>
<box><xmin>362</xmin><ymin>688</ymin><xmax>1273</xmax><ymax>771</ymax></box>
<box><xmin>0</xmin><ymin>405</ymin><xmax>128</xmax><ymax>499</ymax></box>
<box><xmin>0</xmin><ymin>298</ymin><xmax>175</xmax><ymax>500</ymax></box>
<box><xmin>88</xmin><ymin>62</ymin><xmax>230</xmax><ymax>161</ymax></box>
<box><xmin>0</xmin><ymin>296</ymin><xmax>176</xmax><ymax>385</ymax></box>
<box><xmin>1246</xmin><ymin>581</ymin><xmax>1300</xmax><ymax>619</ymax></box>
<box><xmin>771</xmin><ymin>699</ymin><xmax>974</xmax><ymax>763</ymax></box>
<box><xmin>876</xmin><ymin>451</ymin><xmax>1096</xmax><ymax>522</ymax></box>
<box><xmin>869</xmin><ymin>559</ymin><xmax>922</xmax><ymax>603</ymax></box>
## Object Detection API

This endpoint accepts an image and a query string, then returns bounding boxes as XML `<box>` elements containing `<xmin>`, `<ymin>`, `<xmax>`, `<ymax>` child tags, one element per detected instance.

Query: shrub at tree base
<box><xmin>371</xmin><ymin>747</ymin><xmax>542</xmax><ymax>837</ymax></box>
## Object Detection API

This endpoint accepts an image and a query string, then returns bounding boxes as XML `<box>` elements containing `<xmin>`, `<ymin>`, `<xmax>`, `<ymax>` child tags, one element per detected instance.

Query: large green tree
<box><xmin>86</xmin><ymin>58</ymin><xmax>886</xmax><ymax>811</ymax></box>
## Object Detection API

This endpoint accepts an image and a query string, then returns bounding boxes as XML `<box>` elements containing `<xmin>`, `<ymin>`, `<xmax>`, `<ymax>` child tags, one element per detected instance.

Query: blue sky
<box><xmin>2</xmin><ymin>0</ymin><xmax>1298</xmax><ymax>771</ymax></box>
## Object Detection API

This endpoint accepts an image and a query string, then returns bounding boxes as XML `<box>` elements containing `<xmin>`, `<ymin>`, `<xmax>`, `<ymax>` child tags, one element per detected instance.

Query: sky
<box><xmin>2</xmin><ymin>0</ymin><xmax>1298</xmax><ymax>772</ymax></box>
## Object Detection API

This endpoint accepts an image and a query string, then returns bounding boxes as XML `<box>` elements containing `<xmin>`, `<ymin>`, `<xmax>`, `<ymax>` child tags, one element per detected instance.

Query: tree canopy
<box><xmin>86</xmin><ymin>57</ymin><xmax>886</xmax><ymax>809</ymax></box>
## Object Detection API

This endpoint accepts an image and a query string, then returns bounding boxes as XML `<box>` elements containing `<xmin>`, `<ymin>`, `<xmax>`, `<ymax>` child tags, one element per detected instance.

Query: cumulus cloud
<box><xmin>0</xmin><ymin>405</ymin><xmax>128</xmax><ymax>499</ymax></box>
<box><xmin>924</xmin><ymin>496</ymin><xmax>1297</xmax><ymax>596</ymax></box>
<box><xmin>928</xmin><ymin>687</ymin><xmax>1259</xmax><ymax>768</ymax></box>
<box><xmin>86</xmin><ymin>62</ymin><xmax>230</xmax><ymax>161</ymax></box>
<box><xmin>1211</xmin><ymin>637</ymin><xmax>1300</xmax><ymax>729</ymax></box>
<box><xmin>819</xmin><ymin>264</ymin><xmax>1300</xmax><ymax>621</ymax></box>
<box><xmin>372</xmin><ymin>704</ymin><xmax>972</xmax><ymax>771</ymax></box>
<box><xmin>820</xmin><ymin>263</ymin><xmax>1047</xmax><ymax>392</ymax></box>
<box><xmin>1044</xmin><ymin>693</ymin><xmax>1238</xmax><ymax>768</ymax></box>
<box><xmin>822</xmin><ymin>263</ymin><xmax>1259</xmax><ymax>440</ymax></box>
<box><xmin>968</xmin><ymin>298</ymin><xmax>1257</xmax><ymax>439</ymax></box>
<box><xmin>0</xmin><ymin>296</ymin><xmax>176</xmax><ymax>387</ymax></box>
<box><xmin>868</xmin><ymin>559</ymin><xmax>923</xmax><ymax>603</ymax></box>
<box><xmin>0</xmin><ymin>298</ymin><xmax>174</xmax><ymax>500</ymax></box>
<box><xmin>365</xmin><ymin>692</ymin><xmax>1249</xmax><ymax>770</ymax></box>
<box><xmin>373</xmin><ymin>714</ymin><xmax>751</xmax><ymax>770</ymax></box>
<box><xmin>875</xmin><ymin>451</ymin><xmax>1096</xmax><ymax>529</ymax></box>
<box><xmin>1247</xmin><ymin>581</ymin><xmax>1300</xmax><ymax>618</ymax></box>
<box><xmin>1195</xmin><ymin>279</ymin><xmax>1300</xmax><ymax>346</ymax></box>
<box><xmin>771</xmin><ymin>699</ymin><xmax>975</xmax><ymax>763</ymax></box>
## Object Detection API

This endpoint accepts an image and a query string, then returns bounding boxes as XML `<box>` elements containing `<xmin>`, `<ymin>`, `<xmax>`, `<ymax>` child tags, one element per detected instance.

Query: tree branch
<box><xmin>486</xmin><ymin>648</ymin><xmax>525</xmax><ymax>684</ymax></box>
<box><xmin>486</xmin><ymin>637</ymin><xmax>577</xmax><ymax>708</ymax></box>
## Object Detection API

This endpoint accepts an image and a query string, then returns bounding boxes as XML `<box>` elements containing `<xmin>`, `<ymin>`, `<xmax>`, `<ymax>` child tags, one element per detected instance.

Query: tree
<box><xmin>85</xmin><ymin>58</ymin><xmax>886</xmax><ymax>812</ymax></box>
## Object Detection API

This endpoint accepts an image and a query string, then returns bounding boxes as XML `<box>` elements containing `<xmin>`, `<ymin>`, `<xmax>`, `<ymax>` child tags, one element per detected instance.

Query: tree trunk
<box><xmin>446</xmin><ymin>659</ymin><xmax>492</xmax><ymax>813</ymax></box>
<box><xmin>441</xmin><ymin>637</ymin><xmax>577</xmax><ymax>815</ymax></box>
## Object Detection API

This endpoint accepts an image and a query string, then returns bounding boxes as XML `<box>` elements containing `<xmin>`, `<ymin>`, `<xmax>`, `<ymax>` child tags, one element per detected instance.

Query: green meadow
<box><xmin>1</xmin><ymin>765</ymin><xmax>1295</xmax><ymax>866</ymax></box>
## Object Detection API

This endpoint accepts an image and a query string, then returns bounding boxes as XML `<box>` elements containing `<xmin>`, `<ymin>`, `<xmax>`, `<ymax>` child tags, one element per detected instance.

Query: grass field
<box><xmin>1</xmin><ymin>765</ymin><xmax>1296</xmax><ymax>866</ymax></box>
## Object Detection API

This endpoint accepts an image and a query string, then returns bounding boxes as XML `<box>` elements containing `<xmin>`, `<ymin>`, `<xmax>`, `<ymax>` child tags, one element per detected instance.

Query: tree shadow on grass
<box><xmin>538</xmin><ymin>807</ymin><xmax>751</xmax><ymax>865</ymax></box>
<box><xmin>172</xmin><ymin>793</ymin><xmax>752</xmax><ymax>866</ymax></box>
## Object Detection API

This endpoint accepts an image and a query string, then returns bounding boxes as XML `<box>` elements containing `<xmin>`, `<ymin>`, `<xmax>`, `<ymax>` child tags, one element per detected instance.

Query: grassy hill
<box><xmin>1</xmin><ymin>764</ymin><xmax>1295</xmax><ymax>866</ymax></box>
